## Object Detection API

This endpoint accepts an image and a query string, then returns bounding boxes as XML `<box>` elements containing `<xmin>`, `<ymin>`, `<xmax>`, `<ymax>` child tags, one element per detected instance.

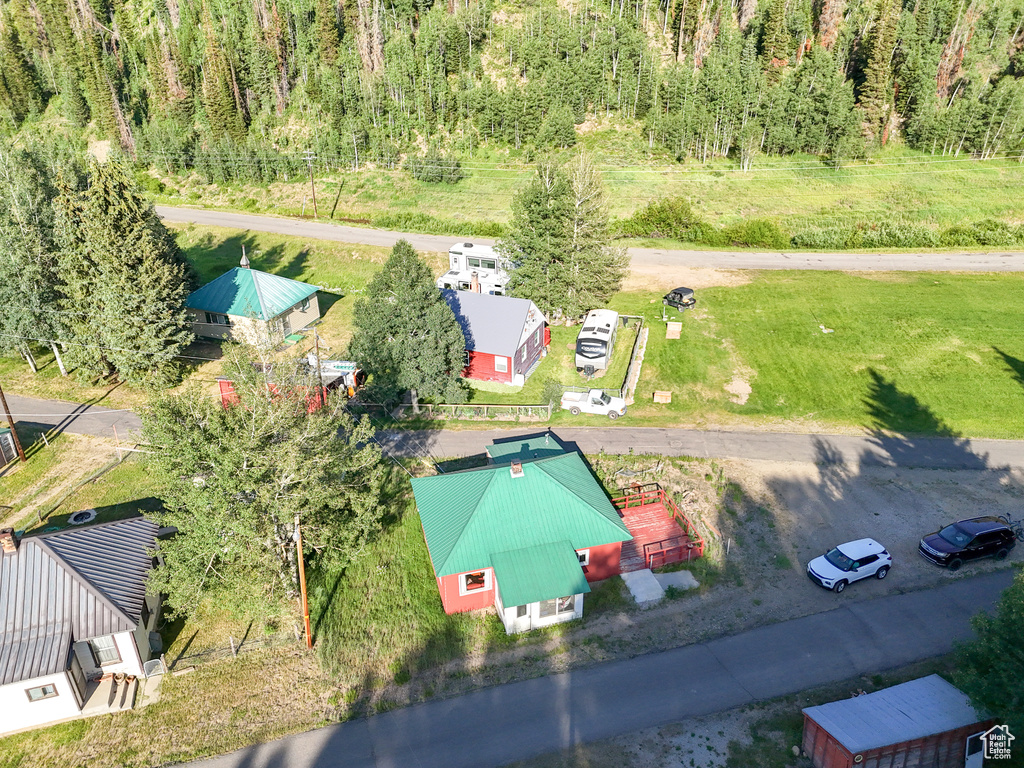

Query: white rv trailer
<box><xmin>575</xmin><ymin>309</ymin><xmax>619</xmax><ymax>374</ymax></box>
<box><xmin>435</xmin><ymin>242</ymin><xmax>512</xmax><ymax>295</ymax></box>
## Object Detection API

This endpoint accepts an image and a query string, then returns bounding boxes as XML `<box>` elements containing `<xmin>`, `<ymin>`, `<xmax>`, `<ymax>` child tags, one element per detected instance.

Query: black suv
<box><xmin>663</xmin><ymin>287</ymin><xmax>696</xmax><ymax>310</ymax></box>
<box><xmin>918</xmin><ymin>516</ymin><xmax>1016</xmax><ymax>570</ymax></box>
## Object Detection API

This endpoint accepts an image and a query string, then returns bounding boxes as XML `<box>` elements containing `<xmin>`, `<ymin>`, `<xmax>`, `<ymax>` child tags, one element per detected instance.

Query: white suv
<box><xmin>806</xmin><ymin>538</ymin><xmax>892</xmax><ymax>593</ymax></box>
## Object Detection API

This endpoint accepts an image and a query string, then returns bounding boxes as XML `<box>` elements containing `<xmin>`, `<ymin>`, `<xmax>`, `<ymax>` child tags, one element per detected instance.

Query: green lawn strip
<box><xmin>152</xmin><ymin>144</ymin><xmax>1024</xmax><ymax>237</ymax></box>
<box><xmin>1</xmin><ymin>429</ymin><xmax>71</xmax><ymax>517</ymax></box>
<box><xmin>612</xmin><ymin>272</ymin><xmax>1024</xmax><ymax>438</ymax></box>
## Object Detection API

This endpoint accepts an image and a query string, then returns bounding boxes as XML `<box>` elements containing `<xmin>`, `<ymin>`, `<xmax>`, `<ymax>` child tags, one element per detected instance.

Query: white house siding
<box><xmin>495</xmin><ymin>583</ymin><xmax>584</xmax><ymax>635</ymax></box>
<box><xmin>189</xmin><ymin>295</ymin><xmax>320</xmax><ymax>345</ymax></box>
<box><xmin>72</xmin><ymin>630</ymin><xmax>146</xmax><ymax>680</ymax></box>
<box><xmin>0</xmin><ymin>671</ymin><xmax>82</xmax><ymax>736</ymax></box>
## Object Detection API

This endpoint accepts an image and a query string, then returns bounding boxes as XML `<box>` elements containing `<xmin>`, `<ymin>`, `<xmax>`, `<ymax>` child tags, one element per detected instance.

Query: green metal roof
<box><xmin>491</xmin><ymin>541</ymin><xmax>590</xmax><ymax>607</ymax></box>
<box><xmin>411</xmin><ymin>452</ymin><xmax>632</xmax><ymax>577</ymax></box>
<box><xmin>185</xmin><ymin>268</ymin><xmax>318</xmax><ymax>321</ymax></box>
<box><xmin>486</xmin><ymin>433</ymin><xmax>566</xmax><ymax>464</ymax></box>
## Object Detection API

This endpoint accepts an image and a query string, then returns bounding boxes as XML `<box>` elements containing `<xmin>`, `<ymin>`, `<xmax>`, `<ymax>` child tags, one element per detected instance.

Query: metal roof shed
<box><xmin>801</xmin><ymin>675</ymin><xmax>992</xmax><ymax>768</ymax></box>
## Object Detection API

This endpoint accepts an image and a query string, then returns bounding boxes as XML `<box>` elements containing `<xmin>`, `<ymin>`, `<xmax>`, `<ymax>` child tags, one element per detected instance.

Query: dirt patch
<box><xmin>1</xmin><ymin>435</ymin><xmax>120</xmax><ymax>529</ymax></box>
<box><xmin>87</xmin><ymin>140</ymin><xmax>112</xmax><ymax>162</ymax></box>
<box><xmin>623</xmin><ymin>266</ymin><xmax>751</xmax><ymax>292</ymax></box>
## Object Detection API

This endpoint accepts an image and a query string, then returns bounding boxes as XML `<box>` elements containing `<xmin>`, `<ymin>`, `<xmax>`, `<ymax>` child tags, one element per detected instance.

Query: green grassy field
<box><xmin>608</xmin><ymin>272</ymin><xmax>1024</xmax><ymax>438</ymax></box>
<box><xmin>151</xmin><ymin>140</ymin><xmax>1024</xmax><ymax>238</ymax></box>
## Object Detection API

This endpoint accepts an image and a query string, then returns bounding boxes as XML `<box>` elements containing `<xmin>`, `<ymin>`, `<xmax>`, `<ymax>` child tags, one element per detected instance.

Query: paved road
<box><xmin>383</xmin><ymin>426</ymin><xmax>1024</xmax><ymax>470</ymax></box>
<box><xmin>190</xmin><ymin>570</ymin><xmax>1014</xmax><ymax>768</ymax></box>
<box><xmin>6</xmin><ymin>393</ymin><xmax>1024</xmax><ymax>470</ymax></box>
<box><xmin>156</xmin><ymin>205</ymin><xmax>1024</xmax><ymax>272</ymax></box>
<box><xmin>2</xmin><ymin>393</ymin><xmax>142</xmax><ymax>438</ymax></box>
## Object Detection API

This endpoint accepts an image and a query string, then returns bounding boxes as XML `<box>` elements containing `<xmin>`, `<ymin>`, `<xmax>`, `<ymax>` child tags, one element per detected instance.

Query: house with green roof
<box><xmin>410</xmin><ymin>449</ymin><xmax>632</xmax><ymax>634</ymax></box>
<box><xmin>185</xmin><ymin>260</ymin><xmax>320</xmax><ymax>345</ymax></box>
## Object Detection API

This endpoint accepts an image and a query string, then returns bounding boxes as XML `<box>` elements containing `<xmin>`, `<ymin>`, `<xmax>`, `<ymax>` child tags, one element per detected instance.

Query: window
<box><xmin>459</xmin><ymin>570</ymin><xmax>492</xmax><ymax>596</ymax></box>
<box><xmin>576</xmin><ymin>550</ymin><xmax>590</xmax><ymax>566</ymax></box>
<box><xmin>26</xmin><ymin>684</ymin><xmax>58</xmax><ymax>702</ymax></box>
<box><xmin>494</xmin><ymin>356</ymin><xmax>508</xmax><ymax>373</ymax></box>
<box><xmin>481</xmin><ymin>259</ymin><xmax>496</xmax><ymax>271</ymax></box>
<box><xmin>468</xmin><ymin>257</ymin><xmax>481</xmax><ymax>268</ymax></box>
<box><xmin>89</xmin><ymin>636</ymin><xmax>121</xmax><ymax>666</ymax></box>
<box><xmin>538</xmin><ymin>595</ymin><xmax>576</xmax><ymax>618</ymax></box>
<box><xmin>516</xmin><ymin>605</ymin><xmax>528</xmax><ymax>618</ymax></box>
<box><xmin>533</xmin><ymin>328</ymin><xmax>541</xmax><ymax>345</ymax></box>
<box><xmin>300</xmin><ymin>298</ymin><xmax>310</xmax><ymax>312</ymax></box>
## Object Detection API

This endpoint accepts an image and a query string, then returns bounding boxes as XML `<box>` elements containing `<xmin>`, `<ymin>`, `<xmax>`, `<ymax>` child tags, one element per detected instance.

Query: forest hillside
<box><xmin>1</xmin><ymin>0</ymin><xmax>1022</xmax><ymax>168</ymax></box>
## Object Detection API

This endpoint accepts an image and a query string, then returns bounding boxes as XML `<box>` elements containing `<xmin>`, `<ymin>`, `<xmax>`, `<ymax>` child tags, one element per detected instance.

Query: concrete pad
<box><xmin>654</xmin><ymin>571</ymin><xmax>699</xmax><ymax>591</ymax></box>
<box><xmin>621</xmin><ymin>569</ymin><xmax>664</xmax><ymax>606</ymax></box>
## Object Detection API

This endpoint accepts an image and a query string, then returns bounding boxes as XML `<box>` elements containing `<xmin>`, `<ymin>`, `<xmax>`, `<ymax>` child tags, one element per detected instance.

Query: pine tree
<box><xmin>0</xmin><ymin>148</ymin><xmax>63</xmax><ymax>372</ymax></box>
<box><xmin>52</xmin><ymin>161</ymin><xmax>195</xmax><ymax>384</ymax></box>
<box><xmin>348</xmin><ymin>240</ymin><xmax>468</xmax><ymax>410</ymax></box>
<box><xmin>501</xmin><ymin>156</ymin><xmax>626</xmax><ymax>321</ymax></box>
<box><xmin>760</xmin><ymin>0</ymin><xmax>791</xmax><ymax>80</ymax></box>
<box><xmin>143</xmin><ymin>347</ymin><xmax>387</xmax><ymax>621</ymax></box>
<box><xmin>316</xmin><ymin>0</ymin><xmax>343</xmax><ymax>66</ymax></box>
<box><xmin>859</xmin><ymin>0</ymin><xmax>900</xmax><ymax>144</ymax></box>
<box><xmin>0</xmin><ymin>16</ymin><xmax>45</xmax><ymax>126</ymax></box>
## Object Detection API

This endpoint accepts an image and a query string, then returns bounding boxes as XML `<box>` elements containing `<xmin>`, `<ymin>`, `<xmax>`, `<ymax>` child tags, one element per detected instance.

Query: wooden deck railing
<box><xmin>612</xmin><ymin>483</ymin><xmax>706</xmax><ymax>569</ymax></box>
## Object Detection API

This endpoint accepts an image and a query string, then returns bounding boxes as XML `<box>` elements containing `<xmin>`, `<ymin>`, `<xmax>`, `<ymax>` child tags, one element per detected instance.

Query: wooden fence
<box><xmin>392</xmin><ymin>403</ymin><xmax>553</xmax><ymax>421</ymax></box>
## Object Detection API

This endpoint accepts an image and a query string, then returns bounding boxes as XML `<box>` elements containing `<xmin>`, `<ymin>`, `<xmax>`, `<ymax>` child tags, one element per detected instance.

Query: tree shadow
<box><xmin>993</xmin><ymin>347</ymin><xmax>1024</xmax><ymax>392</ymax></box>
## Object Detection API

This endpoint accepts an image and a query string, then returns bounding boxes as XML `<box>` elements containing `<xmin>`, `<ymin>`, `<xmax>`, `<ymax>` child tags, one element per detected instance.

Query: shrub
<box><xmin>791</xmin><ymin>226</ymin><xmax>854</xmax><ymax>249</ymax></box>
<box><xmin>970</xmin><ymin>218</ymin><xmax>1015</xmax><ymax>246</ymax></box>
<box><xmin>939</xmin><ymin>225</ymin><xmax>978</xmax><ymax>247</ymax></box>
<box><xmin>402</xmin><ymin>151</ymin><xmax>465</xmax><ymax>184</ymax></box>
<box><xmin>616</xmin><ymin>197</ymin><xmax>709</xmax><ymax>241</ymax></box>
<box><xmin>723</xmin><ymin>218</ymin><xmax>790</xmax><ymax>249</ymax></box>
<box><xmin>859</xmin><ymin>222</ymin><xmax>938</xmax><ymax>249</ymax></box>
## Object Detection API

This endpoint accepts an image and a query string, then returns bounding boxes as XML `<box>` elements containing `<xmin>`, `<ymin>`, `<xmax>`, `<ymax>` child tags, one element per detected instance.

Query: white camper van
<box><xmin>435</xmin><ymin>242</ymin><xmax>512</xmax><ymax>295</ymax></box>
<box><xmin>575</xmin><ymin>309</ymin><xmax>619</xmax><ymax>375</ymax></box>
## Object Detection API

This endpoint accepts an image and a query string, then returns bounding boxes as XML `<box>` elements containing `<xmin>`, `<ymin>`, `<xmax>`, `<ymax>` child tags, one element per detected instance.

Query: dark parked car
<box><xmin>663</xmin><ymin>287</ymin><xmax>696</xmax><ymax>310</ymax></box>
<box><xmin>918</xmin><ymin>516</ymin><xmax>1017</xmax><ymax>570</ymax></box>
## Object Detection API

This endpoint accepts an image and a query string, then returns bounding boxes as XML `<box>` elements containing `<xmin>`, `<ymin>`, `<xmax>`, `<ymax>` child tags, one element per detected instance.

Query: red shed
<box><xmin>802</xmin><ymin>675</ymin><xmax>994</xmax><ymax>768</ymax></box>
<box><xmin>441</xmin><ymin>290</ymin><xmax>548</xmax><ymax>385</ymax></box>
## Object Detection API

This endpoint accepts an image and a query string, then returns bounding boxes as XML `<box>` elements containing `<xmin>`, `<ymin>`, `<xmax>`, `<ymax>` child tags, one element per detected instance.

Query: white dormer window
<box><xmin>576</xmin><ymin>550</ymin><xmax>590</xmax><ymax>566</ymax></box>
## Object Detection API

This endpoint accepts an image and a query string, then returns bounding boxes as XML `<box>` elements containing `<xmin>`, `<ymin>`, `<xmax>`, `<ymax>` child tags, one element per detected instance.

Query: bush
<box><xmin>970</xmin><ymin>218</ymin><xmax>1015</xmax><ymax>246</ymax></box>
<box><xmin>939</xmin><ymin>225</ymin><xmax>978</xmax><ymax>247</ymax></box>
<box><xmin>723</xmin><ymin>218</ymin><xmax>791</xmax><ymax>249</ymax></box>
<box><xmin>791</xmin><ymin>226</ymin><xmax>854</xmax><ymax>249</ymax></box>
<box><xmin>615</xmin><ymin>197</ymin><xmax>709</xmax><ymax>241</ymax></box>
<box><xmin>371</xmin><ymin>211</ymin><xmax>504</xmax><ymax>238</ymax></box>
<box><xmin>402</xmin><ymin>151</ymin><xmax>465</xmax><ymax>184</ymax></box>
<box><xmin>858</xmin><ymin>222</ymin><xmax>938</xmax><ymax>249</ymax></box>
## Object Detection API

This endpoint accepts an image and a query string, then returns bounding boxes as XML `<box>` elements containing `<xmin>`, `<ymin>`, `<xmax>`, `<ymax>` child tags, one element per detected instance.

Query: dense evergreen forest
<box><xmin>0</xmin><ymin>0</ymin><xmax>1022</xmax><ymax>178</ymax></box>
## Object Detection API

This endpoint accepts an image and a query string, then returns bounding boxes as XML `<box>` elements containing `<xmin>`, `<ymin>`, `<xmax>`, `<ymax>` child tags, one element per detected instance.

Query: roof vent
<box><xmin>510</xmin><ymin>461</ymin><xmax>524</xmax><ymax>478</ymax></box>
<box><xmin>0</xmin><ymin>527</ymin><xmax>17</xmax><ymax>553</ymax></box>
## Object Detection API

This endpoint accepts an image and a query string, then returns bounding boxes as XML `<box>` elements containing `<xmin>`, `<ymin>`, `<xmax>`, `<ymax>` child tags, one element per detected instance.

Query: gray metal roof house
<box><xmin>0</xmin><ymin>518</ymin><xmax>162</xmax><ymax>735</ymax></box>
<box><xmin>802</xmin><ymin>675</ymin><xmax>993</xmax><ymax>768</ymax></box>
<box><xmin>441</xmin><ymin>290</ymin><xmax>548</xmax><ymax>386</ymax></box>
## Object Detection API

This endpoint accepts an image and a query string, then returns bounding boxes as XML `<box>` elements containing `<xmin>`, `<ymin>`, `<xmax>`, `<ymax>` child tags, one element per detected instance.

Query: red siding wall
<box><xmin>583</xmin><ymin>542</ymin><xmax>623</xmax><ymax>581</ymax></box>
<box><xmin>437</xmin><ymin>572</ymin><xmax>495</xmax><ymax>614</ymax></box>
<box><xmin>803</xmin><ymin>714</ymin><xmax>994</xmax><ymax>768</ymax></box>
<box><xmin>463</xmin><ymin>351</ymin><xmax>512</xmax><ymax>384</ymax></box>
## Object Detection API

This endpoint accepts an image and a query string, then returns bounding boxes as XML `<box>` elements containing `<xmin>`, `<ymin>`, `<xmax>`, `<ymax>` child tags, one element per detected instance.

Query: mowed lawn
<box><xmin>611</xmin><ymin>272</ymin><xmax>1024</xmax><ymax>438</ymax></box>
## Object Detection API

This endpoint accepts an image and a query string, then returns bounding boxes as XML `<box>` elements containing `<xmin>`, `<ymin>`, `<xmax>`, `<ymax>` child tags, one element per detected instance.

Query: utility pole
<box><xmin>303</xmin><ymin>150</ymin><xmax>319</xmax><ymax>218</ymax></box>
<box><xmin>313</xmin><ymin>329</ymin><xmax>325</xmax><ymax>408</ymax></box>
<box><xmin>0</xmin><ymin>381</ymin><xmax>26</xmax><ymax>462</ymax></box>
<box><xmin>294</xmin><ymin>518</ymin><xmax>313</xmax><ymax>650</ymax></box>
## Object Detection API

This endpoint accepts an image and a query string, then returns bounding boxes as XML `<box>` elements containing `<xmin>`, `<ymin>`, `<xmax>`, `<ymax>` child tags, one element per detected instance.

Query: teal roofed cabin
<box><xmin>410</xmin><ymin>446</ymin><xmax>632</xmax><ymax>634</ymax></box>
<box><xmin>185</xmin><ymin>260</ymin><xmax>321</xmax><ymax>345</ymax></box>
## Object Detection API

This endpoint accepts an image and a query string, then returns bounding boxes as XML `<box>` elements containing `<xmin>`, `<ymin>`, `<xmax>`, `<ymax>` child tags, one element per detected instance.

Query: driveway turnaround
<box><xmin>191</xmin><ymin>571</ymin><xmax>1012</xmax><ymax>768</ymax></box>
<box><xmin>156</xmin><ymin>206</ymin><xmax>1024</xmax><ymax>272</ymax></box>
